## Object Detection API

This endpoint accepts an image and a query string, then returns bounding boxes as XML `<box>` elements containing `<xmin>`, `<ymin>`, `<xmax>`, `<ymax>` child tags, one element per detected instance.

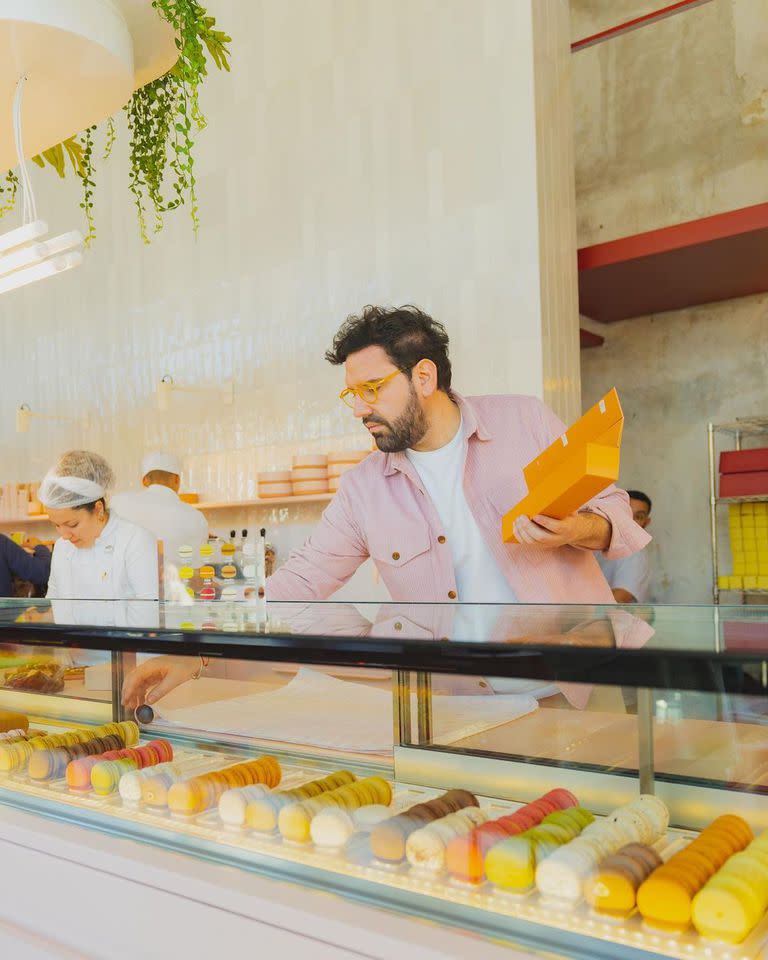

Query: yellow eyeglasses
<box><xmin>339</xmin><ymin>369</ymin><xmax>402</xmax><ymax>409</ymax></box>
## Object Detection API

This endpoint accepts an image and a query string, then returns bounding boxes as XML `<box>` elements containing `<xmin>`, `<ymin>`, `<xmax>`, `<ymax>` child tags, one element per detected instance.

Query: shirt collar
<box><xmin>383</xmin><ymin>393</ymin><xmax>492</xmax><ymax>476</ymax></box>
<box><xmin>94</xmin><ymin>510</ymin><xmax>119</xmax><ymax>546</ymax></box>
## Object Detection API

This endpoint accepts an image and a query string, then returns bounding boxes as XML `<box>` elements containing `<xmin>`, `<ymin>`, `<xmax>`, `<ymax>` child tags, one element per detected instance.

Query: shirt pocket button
<box><xmin>448</xmin><ymin>590</ymin><xmax>457</xmax><ymax>600</ymax></box>
<box><xmin>392</xmin><ymin>551</ymin><xmax>400</xmax><ymax>561</ymax></box>
<box><xmin>437</xmin><ymin>536</ymin><xmax>446</xmax><ymax>544</ymax></box>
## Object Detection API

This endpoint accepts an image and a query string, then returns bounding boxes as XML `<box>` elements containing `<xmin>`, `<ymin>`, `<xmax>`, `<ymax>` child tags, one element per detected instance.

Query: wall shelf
<box><xmin>193</xmin><ymin>494</ymin><xmax>333</xmax><ymax>510</ymax></box>
<box><xmin>0</xmin><ymin>516</ymin><xmax>50</xmax><ymax>527</ymax></box>
<box><xmin>578</xmin><ymin>202</ymin><xmax>768</xmax><ymax>323</ymax></box>
<box><xmin>0</xmin><ymin>493</ymin><xmax>335</xmax><ymax>528</ymax></box>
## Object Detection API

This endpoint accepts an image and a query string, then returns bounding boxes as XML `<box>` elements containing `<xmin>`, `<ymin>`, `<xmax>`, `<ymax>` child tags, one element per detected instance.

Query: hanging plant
<box><xmin>1</xmin><ymin>0</ymin><xmax>231</xmax><ymax>245</ymax></box>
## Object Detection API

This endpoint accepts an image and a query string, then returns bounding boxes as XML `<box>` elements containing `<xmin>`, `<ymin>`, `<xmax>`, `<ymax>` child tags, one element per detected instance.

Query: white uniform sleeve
<box><xmin>124</xmin><ymin>526</ymin><xmax>160</xmax><ymax>600</ymax></box>
<box><xmin>608</xmin><ymin>548</ymin><xmax>651</xmax><ymax>602</ymax></box>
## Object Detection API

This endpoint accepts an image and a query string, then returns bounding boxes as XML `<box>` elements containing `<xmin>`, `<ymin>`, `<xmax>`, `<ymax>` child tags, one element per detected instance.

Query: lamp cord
<box><xmin>13</xmin><ymin>76</ymin><xmax>37</xmax><ymax>225</ymax></box>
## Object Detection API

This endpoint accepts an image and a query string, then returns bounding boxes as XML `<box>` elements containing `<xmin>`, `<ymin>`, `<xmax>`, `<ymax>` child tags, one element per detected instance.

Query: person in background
<box><xmin>41</xmin><ymin>450</ymin><xmax>158</xmax><ymax>600</ymax></box>
<box><xmin>0</xmin><ymin>533</ymin><xmax>51</xmax><ymax>597</ymax></box>
<box><xmin>111</xmin><ymin>452</ymin><xmax>208</xmax><ymax>572</ymax></box>
<box><xmin>597</xmin><ymin>490</ymin><xmax>652</xmax><ymax>603</ymax></box>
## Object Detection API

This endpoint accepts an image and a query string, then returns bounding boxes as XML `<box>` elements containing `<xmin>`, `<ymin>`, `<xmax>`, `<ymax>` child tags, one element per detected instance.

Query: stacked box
<box><xmin>726</xmin><ymin>502</ymin><xmax>768</xmax><ymax>589</ymax></box>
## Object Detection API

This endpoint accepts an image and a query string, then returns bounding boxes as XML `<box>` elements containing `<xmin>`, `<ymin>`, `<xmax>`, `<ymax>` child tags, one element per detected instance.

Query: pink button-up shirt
<box><xmin>268</xmin><ymin>393</ymin><xmax>651</xmax><ymax>604</ymax></box>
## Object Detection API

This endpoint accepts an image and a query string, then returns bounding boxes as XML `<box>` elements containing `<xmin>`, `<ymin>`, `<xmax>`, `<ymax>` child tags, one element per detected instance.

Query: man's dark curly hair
<box><xmin>325</xmin><ymin>305</ymin><xmax>452</xmax><ymax>392</ymax></box>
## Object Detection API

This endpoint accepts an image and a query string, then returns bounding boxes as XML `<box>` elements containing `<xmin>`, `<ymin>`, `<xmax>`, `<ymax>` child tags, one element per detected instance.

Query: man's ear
<box><xmin>413</xmin><ymin>358</ymin><xmax>438</xmax><ymax>398</ymax></box>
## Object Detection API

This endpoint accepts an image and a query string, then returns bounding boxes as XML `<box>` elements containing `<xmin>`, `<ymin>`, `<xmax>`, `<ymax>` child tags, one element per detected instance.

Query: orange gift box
<box><xmin>502</xmin><ymin>389</ymin><xmax>624</xmax><ymax>544</ymax></box>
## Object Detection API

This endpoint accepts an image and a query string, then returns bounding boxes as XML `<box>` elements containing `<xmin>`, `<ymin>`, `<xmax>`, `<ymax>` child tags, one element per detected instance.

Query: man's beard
<box><xmin>364</xmin><ymin>386</ymin><xmax>429</xmax><ymax>453</ymax></box>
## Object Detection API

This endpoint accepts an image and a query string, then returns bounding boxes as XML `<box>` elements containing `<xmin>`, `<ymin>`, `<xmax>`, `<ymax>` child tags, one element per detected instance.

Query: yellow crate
<box><xmin>759</xmin><ymin>576</ymin><xmax>768</xmax><ymax>589</ymax></box>
<box><xmin>744</xmin><ymin>576</ymin><xmax>760</xmax><ymax>589</ymax></box>
<box><xmin>734</xmin><ymin>561</ymin><xmax>746</xmax><ymax>574</ymax></box>
<box><xmin>742</xmin><ymin>503</ymin><xmax>756</xmax><ymax>515</ymax></box>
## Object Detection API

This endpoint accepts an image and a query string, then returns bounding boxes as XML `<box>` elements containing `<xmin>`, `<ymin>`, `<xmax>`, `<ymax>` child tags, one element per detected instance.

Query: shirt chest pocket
<box><xmin>367</xmin><ymin>523</ymin><xmax>432</xmax><ymax>570</ymax></box>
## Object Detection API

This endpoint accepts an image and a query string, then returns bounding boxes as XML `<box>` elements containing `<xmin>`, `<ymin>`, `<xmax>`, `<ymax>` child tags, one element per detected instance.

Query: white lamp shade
<box><xmin>0</xmin><ymin>0</ymin><xmax>177</xmax><ymax>171</ymax></box>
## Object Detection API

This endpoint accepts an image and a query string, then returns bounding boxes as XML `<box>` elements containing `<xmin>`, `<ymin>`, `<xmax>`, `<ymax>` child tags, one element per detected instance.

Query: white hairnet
<box><xmin>38</xmin><ymin>450</ymin><xmax>115</xmax><ymax>509</ymax></box>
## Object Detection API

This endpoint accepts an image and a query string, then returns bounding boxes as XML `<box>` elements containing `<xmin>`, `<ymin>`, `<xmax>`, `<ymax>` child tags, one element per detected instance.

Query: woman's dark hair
<box><xmin>325</xmin><ymin>305</ymin><xmax>452</xmax><ymax>392</ymax></box>
<box><xmin>77</xmin><ymin>498</ymin><xmax>106</xmax><ymax>513</ymax></box>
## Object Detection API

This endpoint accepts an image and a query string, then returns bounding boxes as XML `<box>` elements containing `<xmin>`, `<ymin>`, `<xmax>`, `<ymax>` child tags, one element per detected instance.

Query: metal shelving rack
<box><xmin>707</xmin><ymin>416</ymin><xmax>768</xmax><ymax>605</ymax></box>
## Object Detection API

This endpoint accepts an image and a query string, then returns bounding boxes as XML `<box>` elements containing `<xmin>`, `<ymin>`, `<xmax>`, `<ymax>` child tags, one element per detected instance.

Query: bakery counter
<box><xmin>0</xmin><ymin>598</ymin><xmax>767</xmax><ymax>959</ymax></box>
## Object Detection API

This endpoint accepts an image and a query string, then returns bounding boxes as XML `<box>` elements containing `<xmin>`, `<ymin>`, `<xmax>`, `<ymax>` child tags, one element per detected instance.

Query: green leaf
<box><xmin>63</xmin><ymin>136</ymin><xmax>85</xmax><ymax>177</ymax></box>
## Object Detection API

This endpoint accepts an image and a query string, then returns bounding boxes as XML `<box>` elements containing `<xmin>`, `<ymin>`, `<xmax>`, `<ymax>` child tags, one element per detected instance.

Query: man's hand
<box><xmin>513</xmin><ymin>512</ymin><xmax>612</xmax><ymax>551</ymax></box>
<box><xmin>121</xmin><ymin>655</ymin><xmax>201</xmax><ymax>711</ymax></box>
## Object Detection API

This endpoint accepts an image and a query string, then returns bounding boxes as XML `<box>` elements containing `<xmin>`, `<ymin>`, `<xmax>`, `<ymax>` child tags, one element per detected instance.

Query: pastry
<box><xmin>246</xmin><ymin>771</ymin><xmax>356</xmax><ymax>833</ymax></box>
<box><xmin>218</xmin><ymin>784</ymin><xmax>272</xmax><ymax>826</ymax></box>
<box><xmin>487</xmin><ymin>807</ymin><xmax>593</xmax><ymax>891</ymax></box>
<box><xmin>344</xmin><ymin>831</ymin><xmax>376</xmax><ymax>867</ymax></box>
<box><xmin>280</xmin><ymin>777</ymin><xmax>392</xmax><ymax>844</ymax></box>
<box><xmin>28</xmin><ymin>733</ymin><xmax>126</xmax><ymax>781</ymax></box>
<box><xmin>117</xmin><ymin>756</ymin><xmax>219</xmax><ymax>804</ymax></box>
<box><xmin>406</xmin><ymin>808</ymin><xmax>488</xmax><ymax>872</ymax></box>
<box><xmin>0</xmin><ymin>710</ymin><xmax>28</xmax><ymax>734</ymax></box>
<box><xmin>3</xmin><ymin>661</ymin><xmax>65</xmax><ymax>693</ymax></box>
<box><xmin>168</xmin><ymin>756</ymin><xmax>281</xmax><ymax>815</ymax></box>
<box><xmin>371</xmin><ymin>790</ymin><xmax>478</xmax><ymax>863</ymax></box>
<box><xmin>692</xmin><ymin>831</ymin><xmax>768</xmax><ymax>943</ymax></box>
<box><xmin>310</xmin><ymin>808</ymin><xmax>356</xmax><ymax>848</ymax></box>
<box><xmin>536</xmin><ymin>796</ymin><xmax>669</xmax><ymax>902</ymax></box>
<box><xmin>584</xmin><ymin>843</ymin><xmax>662</xmax><ymax>915</ymax></box>
<box><xmin>638</xmin><ymin>814</ymin><xmax>752</xmax><ymax>930</ymax></box>
<box><xmin>66</xmin><ymin>739</ymin><xmax>172</xmax><ymax>792</ymax></box>
<box><xmin>445</xmin><ymin>788</ymin><xmax>579</xmax><ymax>884</ymax></box>
<box><xmin>353</xmin><ymin>805</ymin><xmax>392</xmax><ymax>829</ymax></box>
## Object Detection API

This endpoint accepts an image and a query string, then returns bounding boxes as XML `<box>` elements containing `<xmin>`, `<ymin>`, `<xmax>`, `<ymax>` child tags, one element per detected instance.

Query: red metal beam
<box><xmin>571</xmin><ymin>0</ymin><xmax>713</xmax><ymax>53</ymax></box>
<box><xmin>579</xmin><ymin>328</ymin><xmax>605</xmax><ymax>349</ymax></box>
<box><xmin>578</xmin><ymin>202</ymin><xmax>768</xmax><ymax>323</ymax></box>
<box><xmin>578</xmin><ymin>202</ymin><xmax>768</xmax><ymax>271</ymax></box>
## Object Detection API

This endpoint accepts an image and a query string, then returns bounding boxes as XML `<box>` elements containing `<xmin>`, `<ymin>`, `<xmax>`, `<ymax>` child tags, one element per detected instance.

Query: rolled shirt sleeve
<box><xmin>267</xmin><ymin>482</ymin><xmax>369</xmax><ymax>601</ymax></box>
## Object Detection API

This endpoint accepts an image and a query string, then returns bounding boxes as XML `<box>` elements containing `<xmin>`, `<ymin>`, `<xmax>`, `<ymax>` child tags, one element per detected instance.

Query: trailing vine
<box><xmin>0</xmin><ymin>170</ymin><xmax>18</xmax><ymax>216</ymax></box>
<box><xmin>0</xmin><ymin>1</ymin><xmax>230</xmax><ymax>244</ymax></box>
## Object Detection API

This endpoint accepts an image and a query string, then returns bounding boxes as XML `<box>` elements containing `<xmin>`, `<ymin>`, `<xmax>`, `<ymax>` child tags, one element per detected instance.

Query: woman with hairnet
<box><xmin>40</xmin><ymin>450</ymin><xmax>159</xmax><ymax>600</ymax></box>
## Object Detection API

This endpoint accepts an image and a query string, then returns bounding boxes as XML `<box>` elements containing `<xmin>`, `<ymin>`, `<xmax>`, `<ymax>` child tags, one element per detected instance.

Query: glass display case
<box><xmin>0</xmin><ymin>598</ymin><xmax>767</xmax><ymax>960</ymax></box>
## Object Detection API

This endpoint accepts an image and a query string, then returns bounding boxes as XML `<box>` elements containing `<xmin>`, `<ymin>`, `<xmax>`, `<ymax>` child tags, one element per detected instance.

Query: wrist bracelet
<box><xmin>191</xmin><ymin>655</ymin><xmax>209</xmax><ymax>681</ymax></box>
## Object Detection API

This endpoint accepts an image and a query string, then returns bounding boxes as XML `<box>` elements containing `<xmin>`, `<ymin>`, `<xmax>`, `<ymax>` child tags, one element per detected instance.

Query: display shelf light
<box><xmin>0</xmin><ymin>77</ymin><xmax>84</xmax><ymax>298</ymax></box>
<box><xmin>157</xmin><ymin>374</ymin><xmax>234</xmax><ymax>412</ymax></box>
<box><xmin>0</xmin><ymin>230</ymin><xmax>83</xmax><ymax>280</ymax></box>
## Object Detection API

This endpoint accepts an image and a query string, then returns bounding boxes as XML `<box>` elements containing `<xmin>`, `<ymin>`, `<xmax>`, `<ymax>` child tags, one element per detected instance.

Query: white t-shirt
<box><xmin>405</xmin><ymin>417</ymin><xmax>517</xmax><ymax>605</ymax></box>
<box><xmin>111</xmin><ymin>484</ymin><xmax>208</xmax><ymax>568</ymax></box>
<box><xmin>597</xmin><ymin>546</ymin><xmax>651</xmax><ymax>602</ymax></box>
<box><xmin>406</xmin><ymin>420</ymin><xmax>556</xmax><ymax>697</ymax></box>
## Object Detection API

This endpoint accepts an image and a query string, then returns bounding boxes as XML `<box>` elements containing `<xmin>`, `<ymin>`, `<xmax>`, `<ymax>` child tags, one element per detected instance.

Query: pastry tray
<box><xmin>1</xmin><ymin>742</ymin><xmax>767</xmax><ymax>960</ymax></box>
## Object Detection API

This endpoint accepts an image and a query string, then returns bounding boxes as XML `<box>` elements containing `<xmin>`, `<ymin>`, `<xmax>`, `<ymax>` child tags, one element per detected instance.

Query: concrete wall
<box><xmin>573</xmin><ymin>0</ymin><xmax>768</xmax><ymax>245</ymax></box>
<box><xmin>574</xmin><ymin>0</ymin><xmax>768</xmax><ymax>601</ymax></box>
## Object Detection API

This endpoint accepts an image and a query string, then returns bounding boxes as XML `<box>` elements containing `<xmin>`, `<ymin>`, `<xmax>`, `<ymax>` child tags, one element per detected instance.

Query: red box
<box><xmin>719</xmin><ymin>448</ymin><xmax>768</xmax><ymax>475</ymax></box>
<box><xmin>723</xmin><ymin>621</ymin><xmax>768</xmax><ymax>651</ymax></box>
<box><xmin>719</xmin><ymin>471</ymin><xmax>768</xmax><ymax>498</ymax></box>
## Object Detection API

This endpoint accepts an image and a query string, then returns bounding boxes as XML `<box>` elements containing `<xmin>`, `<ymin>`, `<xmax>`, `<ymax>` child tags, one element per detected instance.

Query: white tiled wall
<box><xmin>0</xmin><ymin>1</ymin><xmax>578</xmax><ymax>589</ymax></box>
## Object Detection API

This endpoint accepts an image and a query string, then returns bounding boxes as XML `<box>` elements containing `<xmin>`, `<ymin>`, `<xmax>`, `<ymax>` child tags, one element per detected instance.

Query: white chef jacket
<box><xmin>597</xmin><ymin>545</ymin><xmax>651</xmax><ymax>603</ymax></box>
<box><xmin>46</xmin><ymin>512</ymin><xmax>159</xmax><ymax>601</ymax></box>
<box><xmin>110</xmin><ymin>484</ymin><xmax>208</xmax><ymax>569</ymax></box>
